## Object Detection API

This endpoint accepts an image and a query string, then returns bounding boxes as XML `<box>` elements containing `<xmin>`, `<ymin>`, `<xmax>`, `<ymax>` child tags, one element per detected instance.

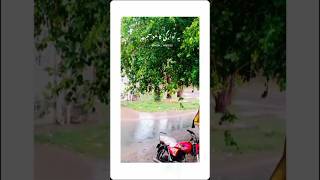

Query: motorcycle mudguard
<box><xmin>196</xmin><ymin>144</ymin><xmax>199</xmax><ymax>154</ymax></box>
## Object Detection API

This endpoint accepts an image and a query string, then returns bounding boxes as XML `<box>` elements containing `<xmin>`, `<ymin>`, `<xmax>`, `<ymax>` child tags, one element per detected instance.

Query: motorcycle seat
<box><xmin>159</xmin><ymin>135</ymin><xmax>177</xmax><ymax>147</ymax></box>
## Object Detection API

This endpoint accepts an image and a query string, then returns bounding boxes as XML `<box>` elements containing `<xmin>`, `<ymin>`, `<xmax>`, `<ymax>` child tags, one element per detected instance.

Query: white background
<box><xmin>110</xmin><ymin>1</ymin><xmax>210</xmax><ymax>179</ymax></box>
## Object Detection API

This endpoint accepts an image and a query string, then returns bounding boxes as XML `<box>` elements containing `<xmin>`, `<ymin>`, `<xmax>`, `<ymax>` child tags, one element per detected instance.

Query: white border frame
<box><xmin>110</xmin><ymin>1</ymin><xmax>210</xmax><ymax>179</ymax></box>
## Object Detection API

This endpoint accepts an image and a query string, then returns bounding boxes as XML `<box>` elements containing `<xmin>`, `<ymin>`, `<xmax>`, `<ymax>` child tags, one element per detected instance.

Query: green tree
<box><xmin>34</xmin><ymin>0</ymin><xmax>110</xmax><ymax>113</ymax></box>
<box><xmin>211</xmin><ymin>0</ymin><xmax>286</xmax><ymax>112</ymax></box>
<box><xmin>121</xmin><ymin>17</ymin><xmax>199</xmax><ymax>101</ymax></box>
<box><xmin>34</xmin><ymin>0</ymin><xmax>286</xmax><ymax>114</ymax></box>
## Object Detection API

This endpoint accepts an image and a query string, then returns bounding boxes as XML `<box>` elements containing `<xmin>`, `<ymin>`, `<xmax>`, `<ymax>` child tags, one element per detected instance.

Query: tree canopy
<box><xmin>34</xmin><ymin>0</ymin><xmax>286</xmax><ymax>110</ymax></box>
<box><xmin>35</xmin><ymin>0</ymin><xmax>110</xmax><ymax>109</ymax></box>
<box><xmin>211</xmin><ymin>0</ymin><xmax>286</xmax><ymax>112</ymax></box>
<box><xmin>121</xmin><ymin>17</ymin><xmax>200</xmax><ymax>101</ymax></box>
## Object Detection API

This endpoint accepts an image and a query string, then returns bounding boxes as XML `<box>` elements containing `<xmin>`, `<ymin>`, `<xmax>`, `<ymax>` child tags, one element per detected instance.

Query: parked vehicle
<box><xmin>153</xmin><ymin>129</ymin><xmax>199</xmax><ymax>163</ymax></box>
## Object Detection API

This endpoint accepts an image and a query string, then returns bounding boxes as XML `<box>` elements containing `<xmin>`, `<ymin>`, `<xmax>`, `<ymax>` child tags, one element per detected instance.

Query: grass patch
<box><xmin>211</xmin><ymin>114</ymin><xmax>286</xmax><ymax>154</ymax></box>
<box><xmin>35</xmin><ymin>123</ymin><xmax>109</xmax><ymax>158</ymax></box>
<box><xmin>122</xmin><ymin>94</ymin><xmax>199</xmax><ymax>112</ymax></box>
<box><xmin>34</xmin><ymin>111</ymin><xmax>285</xmax><ymax>157</ymax></box>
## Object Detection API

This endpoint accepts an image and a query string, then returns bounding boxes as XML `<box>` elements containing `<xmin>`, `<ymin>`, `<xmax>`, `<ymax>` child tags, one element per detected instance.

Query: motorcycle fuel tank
<box><xmin>175</xmin><ymin>141</ymin><xmax>193</xmax><ymax>154</ymax></box>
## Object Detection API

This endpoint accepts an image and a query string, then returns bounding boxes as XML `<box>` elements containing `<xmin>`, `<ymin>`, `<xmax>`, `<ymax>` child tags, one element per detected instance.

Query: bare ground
<box><xmin>34</xmin><ymin>143</ymin><xmax>108</xmax><ymax>180</ymax></box>
<box><xmin>34</xmin><ymin>77</ymin><xmax>285</xmax><ymax>180</ymax></box>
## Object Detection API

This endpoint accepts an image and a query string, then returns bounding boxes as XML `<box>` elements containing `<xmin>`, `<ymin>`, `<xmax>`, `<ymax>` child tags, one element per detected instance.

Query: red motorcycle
<box><xmin>153</xmin><ymin>129</ymin><xmax>199</xmax><ymax>162</ymax></box>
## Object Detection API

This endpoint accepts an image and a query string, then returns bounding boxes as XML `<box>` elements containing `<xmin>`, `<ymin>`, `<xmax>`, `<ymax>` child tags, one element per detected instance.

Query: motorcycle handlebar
<box><xmin>187</xmin><ymin>129</ymin><xmax>195</xmax><ymax>135</ymax></box>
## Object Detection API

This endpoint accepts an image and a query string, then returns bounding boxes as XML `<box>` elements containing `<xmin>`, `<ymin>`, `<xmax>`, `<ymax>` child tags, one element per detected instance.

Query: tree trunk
<box><xmin>214</xmin><ymin>75</ymin><xmax>234</xmax><ymax>113</ymax></box>
<box><xmin>177</xmin><ymin>87</ymin><xmax>183</xmax><ymax>98</ymax></box>
<box><xmin>53</xmin><ymin>101</ymin><xmax>59</xmax><ymax>124</ymax></box>
<box><xmin>154</xmin><ymin>86</ymin><xmax>161</xmax><ymax>102</ymax></box>
<box><xmin>52</xmin><ymin>47</ymin><xmax>60</xmax><ymax>125</ymax></box>
<box><xmin>214</xmin><ymin>91</ymin><xmax>229</xmax><ymax>113</ymax></box>
<box><xmin>166</xmin><ymin>75</ymin><xmax>172</xmax><ymax>99</ymax></box>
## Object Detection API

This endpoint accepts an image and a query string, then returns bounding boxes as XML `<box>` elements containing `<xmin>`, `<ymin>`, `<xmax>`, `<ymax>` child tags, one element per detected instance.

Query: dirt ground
<box><xmin>34</xmin><ymin>76</ymin><xmax>285</xmax><ymax>180</ymax></box>
<box><xmin>210</xmin><ymin>77</ymin><xmax>285</xmax><ymax>180</ymax></box>
<box><xmin>212</xmin><ymin>151</ymin><xmax>281</xmax><ymax>180</ymax></box>
<box><xmin>34</xmin><ymin>143</ymin><xmax>280</xmax><ymax>180</ymax></box>
<box><xmin>121</xmin><ymin>107</ymin><xmax>198</xmax><ymax>162</ymax></box>
<box><xmin>34</xmin><ymin>143</ymin><xmax>108</xmax><ymax>180</ymax></box>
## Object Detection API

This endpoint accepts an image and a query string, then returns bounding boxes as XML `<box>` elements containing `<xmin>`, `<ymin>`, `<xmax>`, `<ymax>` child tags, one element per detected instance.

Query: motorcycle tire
<box><xmin>157</xmin><ymin>145</ymin><xmax>169</xmax><ymax>162</ymax></box>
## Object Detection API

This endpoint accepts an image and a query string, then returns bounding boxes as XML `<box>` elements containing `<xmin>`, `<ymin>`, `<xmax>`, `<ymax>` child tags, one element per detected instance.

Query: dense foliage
<box><xmin>211</xmin><ymin>0</ymin><xmax>286</xmax><ymax>112</ymax></box>
<box><xmin>35</xmin><ymin>0</ymin><xmax>110</xmax><ymax>109</ymax></box>
<box><xmin>121</xmin><ymin>17</ymin><xmax>200</xmax><ymax>101</ymax></box>
<box><xmin>34</xmin><ymin>0</ymin><xmax>286</xmax><ymax>110</ymax></box>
